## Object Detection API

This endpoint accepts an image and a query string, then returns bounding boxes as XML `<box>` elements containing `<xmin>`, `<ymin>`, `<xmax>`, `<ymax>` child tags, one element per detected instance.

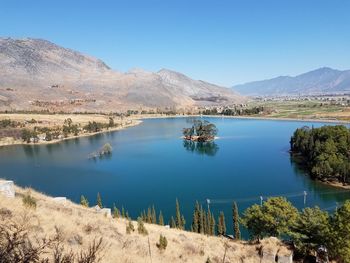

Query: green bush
<box><xmin>156</xmin><ymin>234</ymin><xmax>168</xmax><ymax>251</ymax></box>
<box><xmin>137</xmin><ymin>217</ymin><xmax>148</xmax><ymax>235</ymax></box>
<box><xmin>22</xmin><ymin>192</ymin><xmax>37</xmax><ymax>209</ymax></box>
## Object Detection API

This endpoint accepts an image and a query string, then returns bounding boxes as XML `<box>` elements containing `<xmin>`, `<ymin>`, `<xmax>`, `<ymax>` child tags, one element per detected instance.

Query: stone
<box><xmin>93</xmin><ymin>205</ymin><xmax>112</xmax><ymax>218</ymax></box>
<box><xmin>0</xmin><ymin>181</ymin><xmax>15</xmax><ymax>198</ymax></box>
<box><xmin>53</xmin><ymin>197</ymin><xmax>67</xmax><ymax>204</ymax></box>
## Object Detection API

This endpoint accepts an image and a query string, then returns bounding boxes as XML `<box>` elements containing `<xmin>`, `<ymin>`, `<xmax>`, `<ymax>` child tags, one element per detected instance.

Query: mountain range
<box><xmin>233</xmin><ymin>67</ymin><xmax>350</xmax><ymax>96</ymax></box>
<box><xmin>0</xmin><ymin>37</ymin><xmax>244</xmax><ymax>112</ymax></box>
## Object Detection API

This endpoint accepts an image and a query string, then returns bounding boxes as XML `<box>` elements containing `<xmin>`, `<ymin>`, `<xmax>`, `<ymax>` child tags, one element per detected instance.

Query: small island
<box><xmin>182</xmin><ymin>120</ymin><xmax>218</xmax><ymax>142</ymax></box>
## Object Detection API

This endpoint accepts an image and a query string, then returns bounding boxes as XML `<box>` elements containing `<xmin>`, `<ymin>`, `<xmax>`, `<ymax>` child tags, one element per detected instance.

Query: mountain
<box><xmin>0</xmin><ymin>37</ymin><xmax>244</xmax><ymax>112</ymax></box>
<box><xmin>233</xmin><ymin>67</ymin><xmax>350</xmax><ymax>96</ymax></box>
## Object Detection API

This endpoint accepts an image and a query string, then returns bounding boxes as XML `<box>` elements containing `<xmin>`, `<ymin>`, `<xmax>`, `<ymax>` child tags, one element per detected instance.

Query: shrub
<box><xmin>80</xmin><ymin>195</ymin><xmax>89</xmax><ymax>207</ymax></box>
<box><xmin>137</xmin><ymin>217</ymin><xmax>148</xmax><ymax>235</ymax></box>
<box><xmin>22</xmin><ymin>192</ymin><xmax>37</xmax><ymax>209</ymax></box>
<box><xmin>156</xmin><ymin>234</ymin><xmax>168</xmax><ymax>251</ymax></box>
<box><xmin>126</xmin><ymin>220</ymin><xmax>135</xmax><ymax>234</ymax></box>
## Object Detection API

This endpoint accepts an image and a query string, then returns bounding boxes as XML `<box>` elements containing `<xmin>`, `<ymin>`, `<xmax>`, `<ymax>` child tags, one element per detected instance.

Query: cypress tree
<box><xmin>170</xmin><ymin>216</ymin><xmax>176</xmax><ymax>228</ymax></box>
<box><xmin>232</xmin><ymin>202</ymin><xmax>241</xmax><ymax>239</ymax></box>
<box><xmin>97</xmin><ymin>192</ymin><xmax>102</xmax><ymax>208</ymax></box>
<box><xmin>80</xmin><ymin>195</ymin><xmax>89</xmax><ymax>207</ymax></box>
<box><xmin>217</xmin><ymin>211</ymin><xmax>226</xmax><ymax>236</ymax></box>
<box><xmin>113</xmin><ymin>204</ymin><xmax>120</xmax><ymax>218</ymax></box>
<box><xmin>158</xmin><ymin>211</ymin><xmax>164</xmax><ymax>226</ymax></box>
<box><xmin>191</xmin><ymin>201</ymin><xmax>200</xmax><ymax>233</ymax></box>
<box><xmin>204</xmin><ymin>209</ymin><xmax>208</xmax><ymax>235</ymax></box>
<box><xmin>210</xmin><ymin>211</ymin><xmax>216</xmax><ymax>236</ymax></box>
<box><xmin>122</xmin><ymin>206</ymin><xmax>126</xmax><ymax>218</ymax></box>
<box><xmin>199</xmin><ymin>205</ymin><xmax>205</xmax><ymax>234</ymax></box>
<box><xmin>181</xmin><ymin>215</ymin><xmax>186</xmax><ymax>230</ymax></box>
<box><xmin>175</xmin><ymin>198</ymin><xmax>182</xmax><ymax>229</ymax></box>
<box><xmin>207</xmin><ymin>210</ymin><xmax>212</xmax><ymax>235</ymax></box>
<box><xmin>152</xmin><ymin>205</ymin><xmax>157</xmax><ymax>224</ymax></box>
<box><xmin>147</xmin><ymin>207</ymin><xmax>152</xmax><ymax>223</ymax></box>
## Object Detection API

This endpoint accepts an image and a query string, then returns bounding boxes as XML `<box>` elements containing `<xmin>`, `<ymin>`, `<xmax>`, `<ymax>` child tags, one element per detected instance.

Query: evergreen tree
<box><xmin>233</xmin><ymin>202</ymin><xmax>241</xmax><ymax>239</ymax></box>
<box><xmin>80</xmin><ymin>195</ymin><xmax>89</xmax><ymax>207</ymax></box>
<box><xmin>152</xmin><ymin>205</ymin><xmax>157</xmax><ymax>224</ymax></box>
<box><xmin>147</xmin><ymin>207</ymin><xmax>152</xmax><ymax>223</ymax></box>
<box><xmin>207</xmin><ymin>210</ymin><xmax>214</xmax><ymax>235</ymax></box>
<box><xmin>113</xmin><ymin>204</ymin><xmax>120</xmax><ymax>218</ymax></box>
<box><xmin>175</xmin><ymin>198</ymin><xmax>183</xmax><ymax>229</ymax></box>
<box><xmin>170</xmin><ymin>216</ymin><xmax>176</xmax><ymax>228</ymax></box>
<box><xmin>191</xmin><ymin>201</ymin><xmax>200</xmax><ymax>233</ymax></box>
<box><xmin>158</xmin><ymin>211</ymin><xmax>164</xmax><ymax>226</ymax></box>
<box><xmin>217</xmin><ymin>211</ymin><xmax>226</xmax><ymax>236</ymax></box>
<box><xmin>210</xmin><ymin>211</ymin><xmax>216</xmax><ymax>236</ymax></box>
<box><xmin>181</xmin><ymin>215</ymin><xmax>186</xmax><ymax>229</ymax></box>
<box><xmin>97</xmin><ymin>192</ymin><xmax>102</xmax><ymax>208</ymax></box>
<box><xmin>199</xmin><ymin>205</ymin><xmax>205</xmax><ymax>234</ymax></box>
<box><xmin>122</xmin><ymin>206</ymin><xmax>126</xmax><ymax>218</ymax></box>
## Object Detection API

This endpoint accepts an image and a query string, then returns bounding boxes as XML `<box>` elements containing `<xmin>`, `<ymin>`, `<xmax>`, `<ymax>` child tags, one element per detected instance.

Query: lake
<box><xmin>1</xmin><ymin>117</ymin><xmax>349</xmax><ymax>236</ymax></box>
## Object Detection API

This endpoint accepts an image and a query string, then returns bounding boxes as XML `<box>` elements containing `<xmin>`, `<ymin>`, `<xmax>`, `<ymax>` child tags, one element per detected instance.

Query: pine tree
<box><xmin>80</xmin><ymin>195</ymin><xmax>89</xmax><ymax>207</ymax></box>
<box><xmin>175</xmin><ymin>198</ymin><xmax>182</xmax><ymax>229</ymax></box>
<box><xmin>122</xmin><ymin>206</ymin><xmax>126</xmax><ymax>218</ymax></box>
<box><xmin>113</xmin><ymin>204</ymin><xmax>120</xmax><ymax>218</ymax></box>
<box><xmin>152</xmin><ymin>205</ymin><xmax>157</xmax><ymax>224</ymax></box>
<box><xmin>147</xmin><ymin>207</ymin><xmax>152</xmax><ymax>223</ymax></box>
<box><xmin>232</xmin><ymin>202</ymin><xmax>241</xmax><ymax>239</ymax></box>
<box><xmin>181</xmin><ymin>215</ymin><xmax>186</xmax><ymax>229</ymax></box>
<box><xmin>158</xmin><ymin>211</ymin><xmax>164</xmax><ymax>225</ymax></box>
<box><xmin>191</xmin><ymin>201</ymin><xmax>200</xmax><ymax>233</ymax></box>
<box><xmin>170</xmin><ymin>216</ymin><xmax>176</xmax><ymax>228</ymax></box>
<box><xmin>217</xmin><ymin>211</ymin><xmax>226</xmax><ymax>236</ymax></box>
<box><xmin>97</xmin><ymin>192</ymin><xmax>102</xmax><ymax>208</ymax></box>
<box><xmin>199</xmin><ymin>205</ymin><xmax>205</xmax><ymax>234</ymax></box>
<box><xmin>207</xmin><ymin>210</ymin><xmax>213</xmax><ymax>235</ymax></box>
<box><xmin>210</xmin><ymin>211</ymin><xmax>216</xmax><ymax>236</ymax></box>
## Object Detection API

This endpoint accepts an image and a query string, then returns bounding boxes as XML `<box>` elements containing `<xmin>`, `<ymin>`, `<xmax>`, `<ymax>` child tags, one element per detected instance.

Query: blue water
<box><xmin>1</xmin><ymin>117</ymin><xmax>349</xmax><ymax>236</ymax></box>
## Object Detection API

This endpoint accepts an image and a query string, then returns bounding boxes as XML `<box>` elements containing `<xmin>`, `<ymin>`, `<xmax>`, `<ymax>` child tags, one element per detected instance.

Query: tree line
<box><xmin>81</xmin><ymin>193</ymin><xmax>350</xmax><ymax>262</ymax></box>
<box><xmin>290</xmin><ymin>125</ymin><xmax>350</xmax><ymax>184</ymax></box>
<box><xmin>201</xmin><ymin>106</ymin><xmax>265</xmax><ymax>116</ymax></box>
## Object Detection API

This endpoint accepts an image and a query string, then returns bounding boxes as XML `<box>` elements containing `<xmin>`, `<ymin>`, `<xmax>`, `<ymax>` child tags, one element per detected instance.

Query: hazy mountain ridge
<box><xmin>0</xmin><ymin>37</ymin><xmax>244</xmax><ymax>112</ymax></box>
<box><xmin>233</xmin><ymin>67</ymin><xmax>350</xmax><ymax>96</ymax></box>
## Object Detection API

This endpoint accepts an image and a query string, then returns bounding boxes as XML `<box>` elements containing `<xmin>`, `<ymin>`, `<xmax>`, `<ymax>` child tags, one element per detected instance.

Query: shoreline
<box><xmin>0</xmin><ymin>119</ymin><xmax>142</xmax><ymax>148</ymax></box>
<box><xmin>1</xmin><ymin>113</ymin><xmax>349</xmax><ymax>148</ymax></box>
<box><xmin>132</xmin><ymin>113</ymin><xmax>350</xmax><ymax>124</ymax></box>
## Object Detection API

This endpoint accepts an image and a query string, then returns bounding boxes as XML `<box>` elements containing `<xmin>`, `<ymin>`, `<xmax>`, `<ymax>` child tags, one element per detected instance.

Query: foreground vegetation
<box><xmin>80</xmin><ymin>192</ymin><xmax>350</xmax><ymax>262</ymax></box>
<box><xmin>290</xmin><ymin>125</ymin><xmax>350</xmax><ymax>185</ymax></box>
<box><xmin>0</xmin><ymin>183</ymin><xmax>291</xmax><ymax>263</ymax></box>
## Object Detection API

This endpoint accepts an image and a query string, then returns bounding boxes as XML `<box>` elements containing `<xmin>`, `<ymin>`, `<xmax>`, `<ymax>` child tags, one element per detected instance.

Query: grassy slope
<box><xmin>0</xmin><ymin>181</ymin><xmax>291</xmax><ymax>263</ymax></box>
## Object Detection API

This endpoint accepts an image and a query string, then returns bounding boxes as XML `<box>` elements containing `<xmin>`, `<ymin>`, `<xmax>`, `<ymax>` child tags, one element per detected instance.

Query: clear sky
<box><xmin>1</xmin><ymin>0</ymin><xmax>349</xmax><ymax>86</ymax></box>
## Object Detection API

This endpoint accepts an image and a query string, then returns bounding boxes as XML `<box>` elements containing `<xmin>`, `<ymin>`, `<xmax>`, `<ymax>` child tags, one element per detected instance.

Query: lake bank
<box><xmin>0</xmin><ymin>118</ymin><xmax>142</xmax><ymax>147</ymax></box>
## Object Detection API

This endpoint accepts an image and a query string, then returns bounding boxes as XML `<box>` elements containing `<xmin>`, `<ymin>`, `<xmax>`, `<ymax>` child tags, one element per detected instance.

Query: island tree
<box><xmin>183</xmin><ymin>120</ymin><xmax>218</xmax><ymax>142</ymax></box>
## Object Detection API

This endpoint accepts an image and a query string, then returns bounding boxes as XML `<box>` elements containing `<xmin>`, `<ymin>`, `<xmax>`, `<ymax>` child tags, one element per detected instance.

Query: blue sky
<box><xmin>1</xmin><ymin>0</ymin><xmax>349</xmax><ymax>86</ymax></box>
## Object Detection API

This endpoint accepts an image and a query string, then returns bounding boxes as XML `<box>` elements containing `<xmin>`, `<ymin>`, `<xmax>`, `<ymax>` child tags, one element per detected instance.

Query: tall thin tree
<box><xmin>232</xmin><ymin>202</ymin><xmax>241</xmax><ymax>239</ymax></box>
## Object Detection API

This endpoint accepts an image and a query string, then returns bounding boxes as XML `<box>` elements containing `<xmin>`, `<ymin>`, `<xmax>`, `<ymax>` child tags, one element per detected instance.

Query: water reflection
<box><xmin>183</xmin><ymin>140</ymin><xmax>219</xmax><ymax>156</ymax></box>
<box><xmin>290</xmin><ymin>155</ymin><xmax>350</xmax><ymax>203</ymax></box>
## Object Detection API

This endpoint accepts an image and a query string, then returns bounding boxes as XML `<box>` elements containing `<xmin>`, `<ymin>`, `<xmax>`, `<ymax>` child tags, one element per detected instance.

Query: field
<box><xmin>251</xmin><ymin>100</ymin><xmax>350</xmax><ymax>121</ymax></box>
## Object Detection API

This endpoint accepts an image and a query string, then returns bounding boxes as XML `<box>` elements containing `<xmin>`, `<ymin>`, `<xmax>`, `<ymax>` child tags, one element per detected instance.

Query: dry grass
<box><xmin>0</xmin><ymin>181</ymin><xmax>292</xmax><ymax>263</ymax></box>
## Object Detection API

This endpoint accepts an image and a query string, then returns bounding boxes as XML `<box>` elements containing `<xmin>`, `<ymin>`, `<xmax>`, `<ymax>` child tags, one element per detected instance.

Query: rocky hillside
<box><xmin>233</xmin><ymin>67</ymin><xmax>350</xmax><ymax>96</ymax></box>
<box><xmin>0</xmin><ymin>180</ymin><xmax>292</xmax><ymax>263</ymax></box>
<box><xmin>0</xmin><ymin>38</ymin><xmax>244</xmax><ymax>112</ymax></box>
